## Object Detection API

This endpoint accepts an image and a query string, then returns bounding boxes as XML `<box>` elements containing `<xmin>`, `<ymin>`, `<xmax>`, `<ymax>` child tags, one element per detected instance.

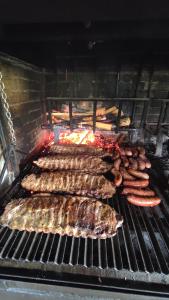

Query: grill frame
<box><xmin>0</xmin><ymin>148</ymin><xmax>169</xmax><ymax>295</ymax></box>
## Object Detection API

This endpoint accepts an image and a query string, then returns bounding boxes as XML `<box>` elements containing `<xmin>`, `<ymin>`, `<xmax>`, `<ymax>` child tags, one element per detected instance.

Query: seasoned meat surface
<box><xmin>34</xmin><ymin>154</ymin><xmax>113</xmax><ymax>174</ymax></box>
<box><xmin>0</xmin><ymin>195</ymin><xmax>123</xmax><ymax>239</ymax></box>
<box><xmin>21</xmin><ymin>171</ymin><xmax>116</xmax><ymax>199</ymax></box>
<box><xmin>49</xmin><ymin>143</ymin><xmax>107</xmax><ymax>157</ymax></box>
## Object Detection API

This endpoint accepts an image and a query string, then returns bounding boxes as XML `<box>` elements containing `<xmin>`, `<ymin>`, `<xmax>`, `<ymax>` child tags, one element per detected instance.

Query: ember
<box><xmin>59</xmin><ymin>129</ymin><xmax>119</xmax><ymax>152</ymax></box>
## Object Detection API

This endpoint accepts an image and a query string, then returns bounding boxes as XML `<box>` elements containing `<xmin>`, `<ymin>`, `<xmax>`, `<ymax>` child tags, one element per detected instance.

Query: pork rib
<box><xmin>34</xmin><ymin>154</ymin><xmax>113</xmax><ymax>174</ymax></box>
<box><xmin>49</xmin><ymin>143</ymin><xmax>108</xmax><ymax>157</ymax></box>
<box><xmin>0</xmin><ymin>195</ymin><xmax>123</xmax><ymax>239</ymax></box>
<box><xmin>21</xmin><ymin>171</ymin><xmax>116</xmax><ymax>199</ymax></box>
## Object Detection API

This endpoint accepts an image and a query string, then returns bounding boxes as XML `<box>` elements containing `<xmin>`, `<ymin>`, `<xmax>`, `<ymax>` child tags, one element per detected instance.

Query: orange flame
<box><xmin>59</xmin><ymin>129</ymin><xmax>95</xmax><ymax>145</ymax></box>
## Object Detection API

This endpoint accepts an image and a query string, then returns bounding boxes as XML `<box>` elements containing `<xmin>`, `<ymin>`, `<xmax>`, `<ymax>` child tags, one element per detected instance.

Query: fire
<box><xmin>59</xmin><ymin>129</ymin><xmax>119</xmax><ymax>152</ymax></box>
<box><xmin>59</xmin><ymin>129</ymin><xmax>95</xmax><ymax>145</ymax></box>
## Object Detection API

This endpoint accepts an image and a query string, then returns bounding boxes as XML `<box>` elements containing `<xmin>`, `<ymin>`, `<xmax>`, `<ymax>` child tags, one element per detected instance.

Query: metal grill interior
<box><xmin>1</xmin><ymin>19</ymin><xmax>169</xmax><ymax>294</ymax></box>
<box><xmin>0</xmin><ymin>149</ymin><xmax>169</xmax><ymax>289</ymax></box>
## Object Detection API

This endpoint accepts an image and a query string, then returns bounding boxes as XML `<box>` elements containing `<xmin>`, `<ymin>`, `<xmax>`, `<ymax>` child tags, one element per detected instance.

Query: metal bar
<box><xmin>163</xmin><ymin>102</ymin><xmax>169</xmax><ymax>122</ymax></box>
<box><xmin>126</xmin><ymin>205</ymin><xmax>153</xmax><ymax>272</ymax></box>
<box><xmin>116</xmin><ymin>195</ymin><xmax>132</xmax><ymax>271</ymax></box>
<box><xmin>138</xmin><ymin>207</ymin><xmax>162</xmax><ymax>273</ymax></box>
<box><xmin>156</xmin><ymin>102</ymin><xmax>166</xmax><ymax>134</ymax></box>
<box><xmin>47</xmin><ymin>99</ymin><xmax>53</xmax><ymax>129</ymax></box>
<box><xmin>142</xmin><ymin>208</ymin><xmax>169</xmax><ymax>274</ymax></box>
<box><xmin>130</xmin><ymin>101</ymin><xmax>136</xmax><ymax>125</ymax></box>
<box><xmin>47</xmin><ymin>97</ymin><xmax>150</xmax><ymax>102</ymax></box>
<box><xmin>69</xmin><ymin>101</ymin><xmax>73</xmax><ymax>130</ymax></box>
<box><xmin>115</xmin><ymin>69</ymin><xmax>120</xmax><ymax>97</ymax></box>
<box><xmin>140</xmin><ymin>101</ymin><xmax>149</xmax><ymax>128</ymax></box>
<box><xmin>118</xmin><ymin>195</ymin><xmax>138</xmax><ymax>272</ymax></box>
<box><xmin>93</xmin><ymin>100</ymin><xmax>97</xmax><ymax>132</ymax></box>
<box><xmin>116</xmin><ymin>101</ymin><xmax>123</xmax><ymax>133</ymax></box>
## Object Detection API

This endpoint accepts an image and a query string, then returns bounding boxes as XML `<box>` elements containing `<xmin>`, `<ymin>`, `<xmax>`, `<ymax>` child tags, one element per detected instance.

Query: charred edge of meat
<box><xmin>0</xmin><ymin>195</ymin><xmax>123</xmax><ymax>239</ymax></box>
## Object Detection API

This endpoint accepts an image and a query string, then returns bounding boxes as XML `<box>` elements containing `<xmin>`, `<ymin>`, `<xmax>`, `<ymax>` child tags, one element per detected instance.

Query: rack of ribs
<box><xmin>49</xmin><ymin>143</ymin><xmax>108</xmax><ymax>157</ymax></box>
<box><xmin>34</xmin><ymin>154</ymin><xmax>113</xmax><ymax>174</ymax></box>
<box><xmin>0</xmin><ymin>195</ymin><xmax>123</xmax><ymax>239</ymax></box>
<box><xmin>21</xmin><ymin>171</ymin><xmax>116</xmax><ymax>199</ymax></box>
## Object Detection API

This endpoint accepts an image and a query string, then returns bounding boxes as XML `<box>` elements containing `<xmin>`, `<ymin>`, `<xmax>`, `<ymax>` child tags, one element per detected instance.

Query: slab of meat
<box><xmin>49</xmin><ymin>143</ymin><xmax>108</xmax><ymax>157</ymax></box>
<box><xmin>21</xmin><ymin>171</ymin><xmax>116</xmax><ymax>199</ymax></box>
<box><xmin>34</xmin><ymin>154</ymin><xmax>113</xmax><ymax>174</ymax></box>
<box><xmin>0</xmin><ymin>195</ymin><xmax>123</xmax><ymax>239</ymax></box>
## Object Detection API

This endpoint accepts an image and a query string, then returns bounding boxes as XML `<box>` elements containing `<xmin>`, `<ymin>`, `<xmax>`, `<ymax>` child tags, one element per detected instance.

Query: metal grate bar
<box><xmin>142</xmin><ymin>209</ymin><xmax>169</xmax><ymax>274</ymax></box>
<box><xmin>69</xmin><ymin>101</ymin><xmax>73</xmax><ymax>130</ymax></box>
<box><xmin>116</xmin><ymin>102</ymin><xmax>123</xmax><ymax>133</ymax></box>
<box><xmin>138</xmin><ymin>208</ymin><xmax>162</xmax><ymax>273</ymax></box>
<box><xmin>6</xmin><ymin>231</ymin><xmax>23</xmax><ymax>259</ymax></box>
<box><xmin>151</xmin><ymin>209</ymin><xmax>169</xmax><ymax>260</ymax></box>
<box><xmin>115</xmin><ymin>196</ymin><xmax>132</xmax><ymax>271</ymax></box>
<box><xmin>12</xmin><ymin>231</ymin><xmax>28</xmax><ymax>260</ymax></box>
<box><xmin>0</xmin><ymin>229</ymin><xmax>16</xmax><ymax>258</ymax></box>
<box><xmin>140</xmin><ymin>101</ymin><xmax>149</xmax><ymax>128</ymax></box>
<box><xmin>93</xmin><ymin>100</ymin><xmax>97</xmax><ymax>133</ymax></box>
<box><xmin>156</xmin><ymin>102</ymin><xmax>166</xmax><ymax>134</ymax></box>
<box><xmin>118</xmin><ymin>196</ymin><xmax>139</xmax><ymax>271</ymax></box>
<box><xmin>78</xmin><ymin>238</ymin><xmax>86</xmax><ymax>266</ymax></box>
<box><xmin>131</xmin><ymin>101</ymin><xmax>136</xmax><ymax>125</ymax></box>
<box><xmin>127</xmin><ymin>205</ymin><xmax>154</xmax><ymax>273</ymax></box>
<box><xmin>123</xmin><ymin>204</ymin><xmax>146</xmax><ymax>272</ymax></box>
<box><xmin>39</xmin><ymin>233</ymin><xmax>51</xmax><ymax>262</ymax></box>
<box><xmin>112</xmin><ymin>200</ymin><xmax>123</xmax><ymax>270</ymax></box>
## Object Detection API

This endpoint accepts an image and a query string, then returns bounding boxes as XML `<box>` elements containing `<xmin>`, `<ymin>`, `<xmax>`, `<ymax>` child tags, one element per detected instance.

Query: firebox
<box><xmin>1</xmin><ymin>4</ymin><xmax>169</xmax><ymax>298</ymax></box>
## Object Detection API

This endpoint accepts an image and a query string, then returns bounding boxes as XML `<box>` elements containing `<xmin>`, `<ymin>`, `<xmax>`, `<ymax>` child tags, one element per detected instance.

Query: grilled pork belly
<box><xmin>34</xmin><ymin>154</ymin><xmax>113</xmax><ymax>174</ymax></box>
<box><xmin>49</xmin><ymin>143</ymin><xmax>108</xmax><ymax>157</ymax></box>
<box><xmin>21</xmin><ymin>171</ymin><xmax>116</xmax><ymax>199</ymax></box>
<box><xmin>0</xmin><ymin>195</ymin><xmax>123</xmax><ymax>238</ymax></box>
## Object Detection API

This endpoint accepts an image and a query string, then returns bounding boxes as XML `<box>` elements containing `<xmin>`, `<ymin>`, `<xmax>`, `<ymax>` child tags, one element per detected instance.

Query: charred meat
<box><xmin>21</xmin><ymin>171</ymin><xmax>116</xmax><ymax>199</ymax></box>
<box><xmin>34</xmin><ymin>154</ymin><xmax>113</xmax><ymax>174</ymax></box>
<box><xmin>0</xmin><ymin>195</ymin><xmax>123</xmax><ymax>239</ymax></box>
<box><xmin>49</xmin><ymin>143</ymin><xmax>108</xmax><ymax>157</ymax></box>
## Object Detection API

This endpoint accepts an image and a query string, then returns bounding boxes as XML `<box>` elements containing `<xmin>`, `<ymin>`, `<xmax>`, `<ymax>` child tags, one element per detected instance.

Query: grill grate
<box><xmin>0</xmin><ymin>158</ymin><xmax>169</xmax><ymax>286</ymax></box>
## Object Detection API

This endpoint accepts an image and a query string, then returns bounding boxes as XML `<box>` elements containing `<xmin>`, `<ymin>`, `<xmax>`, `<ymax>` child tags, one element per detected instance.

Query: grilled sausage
<box><xmin>124</xmin><ymin>148</ymin><xmax>132</xmax><ymax>156</ymax></box>
<box><xmin>121</xmin><ymin>156</ymin><xmax>129</xmax><ymax>168</ymax></box>
<box><xmin>127</xmin><ymin>195</ymin><xmax>161</xmax><ymax>207</ymax></box>
<box><xmin>145</xmin><ymin>160</ymin><xmax>151</xmax><ymax>169</ymax></box>
<box><xmin>139</xmin><ymin>154</ymin><xmax>147</xmax><ymax>161</ymax></box>
<box><xmin>132</xmin><ymin>148</ymin><xmax>139</xmax><ymax>158</ymax></box>
<box><xmin>114</xmin><ymin>158</ymin><xmax>121</xmax><ymax>171</ymax></box>
<box><xmin>138</xmin><ymin>159</ymin><xmax>146</xmax><ymax>171</ymax></box>
<box><xmin>122</xmin><ymin>188</ymin><xmax>155</xmax><ymax>196</ymax></box>
<box><xmin>111</xmin><ymin>169</ymin><xmax>123</xmax><ymax>187</ymax></box>
<box><xmin>112</xmin><ymin>150</ymin><xmax>120</xmax><ymax>160</ymax></box>
<box><xmin>127</xmin><ymin>169</ymin><xmax>149</xmax><ymax>180</ymax></box>
<box><xmin>120</xmin><ymin>167</ymin><xmax>135</xmax><ymax>180</ymax></box>
<box><xmin>123</xmin><ymin>180</ymin><xmax>149</xmax><ymax>188</ymax></box>
<box><xmin>128</xmin><ymin>158</ymin><xmax>138</xmax><ymax>170</ymax></box>
<box><xmin>138</xmin><ymin>146</ymin><xmax>146</xmax><ymax>156</ymax></box>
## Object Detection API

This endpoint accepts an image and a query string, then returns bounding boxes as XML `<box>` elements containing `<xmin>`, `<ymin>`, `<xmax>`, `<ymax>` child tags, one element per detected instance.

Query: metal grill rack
<box><xmin>0</xmin><ymin>153</ymin><xmax>169</xmax><ymax>294</ymax></box>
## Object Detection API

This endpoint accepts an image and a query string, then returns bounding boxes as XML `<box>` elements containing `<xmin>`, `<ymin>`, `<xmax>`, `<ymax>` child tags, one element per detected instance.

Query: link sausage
<box><xmin>127</xmin><ymin>195</ymin><xmax>161</xmax><ymax>207</ymax></box>
<box><xmin>120</xmin><ymin>167</ymin><xmax>135</xmax><ymax>180</ymax></box>
<box><xmin>138</xmin><ymin>159</ymin><xmax>146</xmax><ymax>170</ymax></box>
<box><xmin>121</xmin><ymin>156</ymin><xmax>129</xmax><ymax>168</ymax></box>
<box><xmin>124</xmin><ymin>148</ymin><xmax>133</xmax><ymax>156</ymax></box>
<box><xmin>128</xmin><ymin>158</ymin><xmax>138</xmax><ymax>170</ymax></box>
<box><xmin>114</xmin><ymin>158</ymin><xmax>121</xmax><ymax>171</ymax></box>
<box><xmin>111</xmin><ymin>169</ymin><xmax>123</xmax><ymax>187</ymax></box>
<box><xmin>128</xmin><ymin>169</ymin><xmax>149</xmax><ymax>180</ymax></box>
<box><xmin>145</xmin><ymin>160</ymin><xmax>151</xmax><ymax>169</ymax></box>
<box><xmin>122</xmin><ymin>188</ymin><xmax>155</xmax><ymax>196</ymax></box>
<box><xmin>123</xmin><ymin>180</ymin><xmax>149</xmax><ymax>187</ymax></box>
<box><xmin>138</xmin><ymin>146</ymin><xmax>146</xmax><ymax>156</ymax></box>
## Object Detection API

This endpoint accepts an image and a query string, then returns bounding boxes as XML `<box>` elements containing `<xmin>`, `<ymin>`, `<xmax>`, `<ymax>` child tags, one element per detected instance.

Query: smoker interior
<box><xmin>0</xmin><ymin>149</ymin><xmax>169</xmax><ymax>295</ymax></box>
<box><xmin>1</xmin><ymin>16</ymin><xmax>169</xmax><ymax>296</ymax></box>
